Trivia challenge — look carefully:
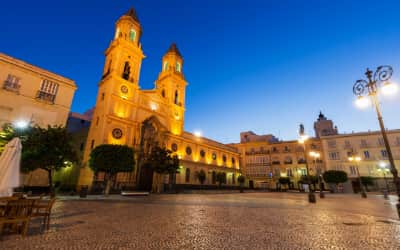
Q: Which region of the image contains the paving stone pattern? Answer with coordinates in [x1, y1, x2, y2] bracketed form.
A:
[1, 193, 400, 249]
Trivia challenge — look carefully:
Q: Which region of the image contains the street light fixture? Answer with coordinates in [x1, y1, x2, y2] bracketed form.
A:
[348, 154, 367, 198]
[298, 124, 316, 203]
[310, 151, 324, 198]
[353, 66, 400, 216]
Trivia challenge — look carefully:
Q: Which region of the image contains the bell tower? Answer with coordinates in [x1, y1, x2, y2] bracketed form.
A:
[78, 7, 145, 187]
[155, 43, 187, 135]
[101, 7, 144, 86]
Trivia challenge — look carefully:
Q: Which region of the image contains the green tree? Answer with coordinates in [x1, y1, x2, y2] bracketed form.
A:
[89, 144, 135, 195]
[237, 175, 245, 193]
[0, 123, 31, 154]
[360, 176, 374, 191]
[300, 175, 318, 190]
[21, 125, 78, 194]
[323, 170, 348, 193]
[195, 169, 206, 185]
[215, 172, 226, 188]
[278, 177, 291, 190]
[143, 146, 179, 193]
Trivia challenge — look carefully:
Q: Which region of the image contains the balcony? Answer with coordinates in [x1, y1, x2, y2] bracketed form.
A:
[271, 161, 280, 165]
[36, 91, 56, 104]
[284, 161, 293, 165]
[3, 80, 20, 93]
[297, 159, 307, 164]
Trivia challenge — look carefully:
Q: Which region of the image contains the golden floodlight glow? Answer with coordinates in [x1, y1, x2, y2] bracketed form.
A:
[150, 103, 157, 111]
[15, 120, 28, 129]
[355, 96, 371, 109]
[381, 82, 398, 96]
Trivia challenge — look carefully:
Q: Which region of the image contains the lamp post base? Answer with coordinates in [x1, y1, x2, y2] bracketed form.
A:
[361, 191, 367, 198]
[308, 192, 316, 203]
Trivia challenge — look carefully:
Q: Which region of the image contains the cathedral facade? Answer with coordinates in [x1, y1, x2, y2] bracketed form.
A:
[77, 8, 241, 190]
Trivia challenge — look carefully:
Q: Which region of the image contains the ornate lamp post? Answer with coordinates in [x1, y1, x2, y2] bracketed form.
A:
[298, 124, 316, 203]
[353, 66, 400, 216]
[310, 151, 324, 198]
[348, 154, 367, 198]
[378, 161, 390, 199]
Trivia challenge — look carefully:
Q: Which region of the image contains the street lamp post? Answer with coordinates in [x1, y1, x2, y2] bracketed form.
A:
[310, 151, 325, 198]
[298, 124, 316, 203]
[378, 162, 390, 199]
[348, 155, 367, 198]
[353, 66, 400, 216]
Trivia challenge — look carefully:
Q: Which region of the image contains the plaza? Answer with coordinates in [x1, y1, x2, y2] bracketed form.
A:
[1, 193, 400, 249]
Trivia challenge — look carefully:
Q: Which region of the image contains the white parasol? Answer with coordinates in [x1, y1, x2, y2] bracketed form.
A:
[0, 137, 22, 197]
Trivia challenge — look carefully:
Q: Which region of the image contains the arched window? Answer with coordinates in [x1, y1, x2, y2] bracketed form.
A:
[122, 62, 130, 80]
[163, 62, 169, 71]
[185, 168, 190, 183]
[161, 89, 165, 98]
[129, 29, 136, 42]
[174, 90, 179, 105]
[176, 62, 181, 72]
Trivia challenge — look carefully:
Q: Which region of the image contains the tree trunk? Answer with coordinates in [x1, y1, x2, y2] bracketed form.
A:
[104, 173, 113, 196]
[47, 168, 55, 197]
[152, 172, 163, 193]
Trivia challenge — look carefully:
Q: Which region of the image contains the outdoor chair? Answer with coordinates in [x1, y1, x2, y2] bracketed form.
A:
[0, 199, 36, 237]
[32, 198, 56, 230]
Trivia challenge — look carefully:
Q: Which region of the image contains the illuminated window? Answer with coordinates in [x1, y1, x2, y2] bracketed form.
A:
[115, 28, 120, 39]
[162, 89, 165, 98]
[122, 62, 130, 80]
[90, 140, 95, 149]
[164, 62, 169, 71]
[129, 29, 136, 41]
[176, 62, 181, 72]
[200, 149, 206, 158]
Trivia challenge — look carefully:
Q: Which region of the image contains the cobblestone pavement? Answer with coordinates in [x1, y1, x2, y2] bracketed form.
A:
[1, 193, 400, 249]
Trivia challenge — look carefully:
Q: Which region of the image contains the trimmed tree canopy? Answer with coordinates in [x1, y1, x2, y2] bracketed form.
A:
[143, 146, 179, 174]
[323, 170, 348, 184]
[278, 177, 291, 185]
[360, 176, 374, 186]
[237, 175, 245, 184]
[89, 144, 135, 174]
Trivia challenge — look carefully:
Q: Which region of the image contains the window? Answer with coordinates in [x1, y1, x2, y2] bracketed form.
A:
[185, 168, 190, 183]
[287, 169, 293, 177]
[300, 169, 307, 176]
[3, 74, 20, 92]
[171, 143, 178, 152]
[174, 90, 179, 105]
[96, 117, 99, 126]
[90, 140, 95, 149]
[232, 174, 235, 184]
[122, 62, 131, 80]
[129, 29, 136, 41]
[327, 140, 336, 148]
[232, 157, 235, 164]
[161, 89, 165, 98]
[284, 146, 289, 152]
[329, 152, 340, 160]
[360, 139, 368, 147]
[222, 155, 227, 162]
[212, 171, 216, 184]
[349, 166, 357, 175]
[363, 151, 370, 159]
[212, 153, 217, 160]
[186, 146, 192, 155]
[80, 143, 84, 151]
[101, 93, 105, 100]
[37, 79, 59, 103]
[163, 62, 169, 71]
[378, 138, 385, 146]
[200, 149, 205, 158]
[176, 62, 181, 72]
[381, 150, 388, 158]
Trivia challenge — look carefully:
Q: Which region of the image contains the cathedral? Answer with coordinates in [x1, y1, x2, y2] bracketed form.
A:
[77, 8, 241, 190]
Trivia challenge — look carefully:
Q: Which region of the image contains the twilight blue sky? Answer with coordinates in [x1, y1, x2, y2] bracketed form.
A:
[2, 0, 400, 143]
